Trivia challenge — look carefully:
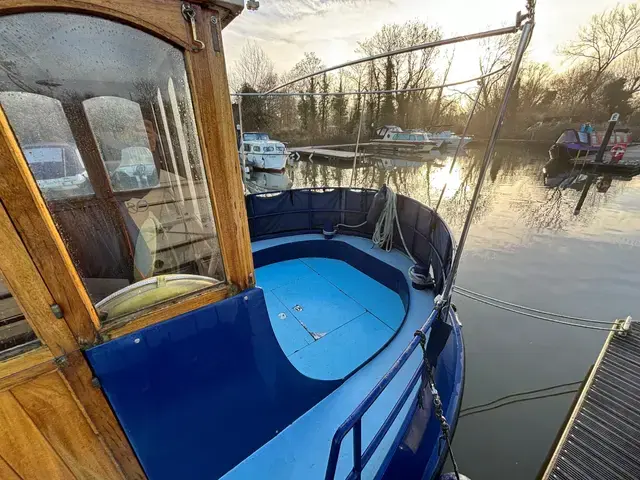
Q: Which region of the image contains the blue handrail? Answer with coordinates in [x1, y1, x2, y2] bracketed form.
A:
[324, 306, 441, 480]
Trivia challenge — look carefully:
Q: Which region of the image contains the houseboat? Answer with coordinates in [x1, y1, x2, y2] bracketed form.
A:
[240, 132, 289, 171]
[0, 1, 533, 479]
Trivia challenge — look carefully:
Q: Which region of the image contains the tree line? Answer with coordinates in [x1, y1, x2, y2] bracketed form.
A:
[230, 3, 640, 144]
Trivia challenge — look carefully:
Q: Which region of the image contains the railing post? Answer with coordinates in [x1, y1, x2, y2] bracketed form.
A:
[353, 420, 362, 479]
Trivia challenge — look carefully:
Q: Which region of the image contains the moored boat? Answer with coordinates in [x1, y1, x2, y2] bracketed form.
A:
[241, 132, 289, 171]
[429, 131, 473, 149]
[370, 125, 438, 152]
[548, 129, 600, 161]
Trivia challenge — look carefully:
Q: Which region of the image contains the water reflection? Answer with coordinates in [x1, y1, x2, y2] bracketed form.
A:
[278, 145, 636, 235]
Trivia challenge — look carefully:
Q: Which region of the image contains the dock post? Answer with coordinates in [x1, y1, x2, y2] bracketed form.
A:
[594, 112, 619, 163]
[573, 176, 593, 215]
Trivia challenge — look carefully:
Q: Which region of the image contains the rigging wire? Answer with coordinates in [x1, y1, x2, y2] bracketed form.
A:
[265, 25, 520, 94]
[454, 289, 620, 331]
[234, 65, 511, 98]
[454, 286, 622, 325]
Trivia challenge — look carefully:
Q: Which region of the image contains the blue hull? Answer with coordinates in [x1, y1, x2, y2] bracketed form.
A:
[84, 188, 464, 479]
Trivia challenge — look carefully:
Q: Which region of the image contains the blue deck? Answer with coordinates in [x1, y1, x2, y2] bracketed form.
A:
[85, 232, 462, 480]
[222, 234, 440, 480]
[256, 258, 405, 380]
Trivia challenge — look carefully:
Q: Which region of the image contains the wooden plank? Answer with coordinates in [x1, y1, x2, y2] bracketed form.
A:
[0, 0, 190, 49]
[105, 284, 230, 339]
[0, 347, 53, 382]
[0, 454, 21, 480]
[0, 106, 99, 347]
[0, 390, 74, 479]
[58, 350, 145, 479]
[0, 203, 78, 356]
[185, 6, 255, 291]
[0, 348, 55, 392]
[12, 371, 124, 479]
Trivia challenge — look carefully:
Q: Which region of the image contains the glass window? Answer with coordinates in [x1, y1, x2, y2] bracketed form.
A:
[416, 135, 425, 141]
[264, 146, 274, 152]
[0, 13, 224, 324]
[244, 133, 269, 141]
[392, 134, 399, 140]
[243, 144, 251, 152]
[0, 93, 94, 200]
[253, 146, 261, 152]
[409, 135, 416, 141]
[0, 276, 39, 361]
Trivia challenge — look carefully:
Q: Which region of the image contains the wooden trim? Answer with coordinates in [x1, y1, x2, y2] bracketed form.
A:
[12, 371, 125, 479]
[105, 284, 230, 339]
[0, 202, 78, 356]
[57, 350, 145, 479]
[0, 0, 190, 49]
[0, 353, 56, 394]
[185, 6, 255, 291]
[0, 348, 53, 384]
[0, 106, 100, 346]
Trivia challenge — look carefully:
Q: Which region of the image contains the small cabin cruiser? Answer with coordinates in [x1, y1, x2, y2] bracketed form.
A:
[241, 132, 288, 171]
[429, 131, 473, 149]
[370, 125, 439, 152]
[548, 129, 600, 161]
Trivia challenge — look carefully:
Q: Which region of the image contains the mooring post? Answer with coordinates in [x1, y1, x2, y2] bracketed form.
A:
[594, 112, 619, 163]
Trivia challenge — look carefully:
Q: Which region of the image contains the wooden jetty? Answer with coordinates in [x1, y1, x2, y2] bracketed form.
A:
[569, 144, 640, 176]
[542, 317, 638, 480]
[291, 146, 371, 160]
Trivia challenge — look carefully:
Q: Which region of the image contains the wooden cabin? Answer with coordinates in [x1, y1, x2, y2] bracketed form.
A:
[0, 1, 251, 478]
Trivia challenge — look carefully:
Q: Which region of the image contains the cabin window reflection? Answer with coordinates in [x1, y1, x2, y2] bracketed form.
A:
[0, 276, 39, 361]
[0, 12, 224, 325]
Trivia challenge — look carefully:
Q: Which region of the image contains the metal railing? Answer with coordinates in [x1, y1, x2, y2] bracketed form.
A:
[324, 306, 441, 480]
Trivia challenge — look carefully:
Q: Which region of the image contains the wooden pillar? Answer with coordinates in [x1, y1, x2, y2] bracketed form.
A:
[184, 5, 255, 290]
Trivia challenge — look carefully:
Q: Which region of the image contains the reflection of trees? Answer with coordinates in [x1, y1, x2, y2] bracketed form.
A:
[287, 145, 627, 234]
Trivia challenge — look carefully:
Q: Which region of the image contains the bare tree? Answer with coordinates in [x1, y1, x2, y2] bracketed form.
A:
[230, 41, 278, 92]
[560, 3, 640, 102]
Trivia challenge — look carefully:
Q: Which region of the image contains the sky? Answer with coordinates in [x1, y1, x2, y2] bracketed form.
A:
[223, 0, 634, 84]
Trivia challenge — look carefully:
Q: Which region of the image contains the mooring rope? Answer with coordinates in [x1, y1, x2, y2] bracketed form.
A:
[454, 289, 623, 331]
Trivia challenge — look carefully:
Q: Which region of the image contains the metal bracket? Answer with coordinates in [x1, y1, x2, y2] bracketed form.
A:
[50, 303, 63, 319]
[53, 355, 68, 369]
[615, 316, 632, 336]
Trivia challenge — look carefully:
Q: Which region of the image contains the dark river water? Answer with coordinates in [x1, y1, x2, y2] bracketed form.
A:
[247, 144, 640, 479]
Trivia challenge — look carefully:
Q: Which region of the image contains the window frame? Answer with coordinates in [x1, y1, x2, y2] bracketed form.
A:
[0, 2, 254, 342]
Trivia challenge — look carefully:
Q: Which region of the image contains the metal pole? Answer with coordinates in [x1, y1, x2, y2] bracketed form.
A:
[238, 96, 247, 176]
[441, 20, 534, 302]
[434, 81, 484, 213]
[350, 94, 365, 187]
[594, 112, 619, 163]
[265, 25, 520, 94]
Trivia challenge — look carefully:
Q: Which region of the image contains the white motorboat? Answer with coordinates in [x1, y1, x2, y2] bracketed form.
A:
[240, 132, 288, 171]
[428, 130, 473, 149]
[370, 125, 438, 153]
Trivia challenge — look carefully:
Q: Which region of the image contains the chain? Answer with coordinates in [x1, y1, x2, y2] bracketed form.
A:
[415, 329, 460, 480]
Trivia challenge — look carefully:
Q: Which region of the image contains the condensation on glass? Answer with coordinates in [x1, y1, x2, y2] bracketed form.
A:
[0, 276, 39, 360]
[0, 13, 224, 325]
